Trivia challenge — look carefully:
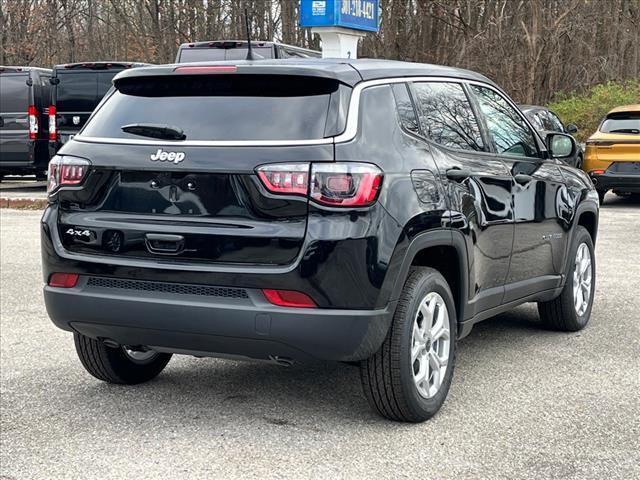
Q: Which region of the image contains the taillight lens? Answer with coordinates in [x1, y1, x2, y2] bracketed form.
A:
[47, 155, 91, 194]
[311, 163, 383, 207]
[48, 273, 79, 288]
[28, 104, 38, 140]
[257, 163, 309, 196]
[48, 105, 57, 141]
[256, 162, 383, 208]
[263, 289, 317, 308]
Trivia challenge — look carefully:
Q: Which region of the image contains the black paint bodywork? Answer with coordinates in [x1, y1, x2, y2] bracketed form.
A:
[42, 60, 599, 362]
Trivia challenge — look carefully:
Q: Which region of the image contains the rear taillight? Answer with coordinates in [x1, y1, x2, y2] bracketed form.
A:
[590, 169, 606, 175]
[48, 105, 57, 141]
[311, 163, 383, 207]
[256, 162, 383, 208]
[47, 155, 91, 195]
[263, 289, 317, 308]
[28, 105, 38, 140]
[257, 164, 309, 196]
[48, 273, 79, 288]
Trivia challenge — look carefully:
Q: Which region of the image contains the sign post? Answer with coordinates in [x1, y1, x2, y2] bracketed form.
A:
[300, 1, 380, 59]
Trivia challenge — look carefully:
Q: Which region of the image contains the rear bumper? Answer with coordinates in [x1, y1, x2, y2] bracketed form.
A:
[590, 171, 640, 193]
[44, 276, 395, 362]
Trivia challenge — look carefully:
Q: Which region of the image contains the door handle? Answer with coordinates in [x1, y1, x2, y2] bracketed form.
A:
[446, 168, 470, 182]
[514, 173, 533, 185]
[144, 233, 185, 255]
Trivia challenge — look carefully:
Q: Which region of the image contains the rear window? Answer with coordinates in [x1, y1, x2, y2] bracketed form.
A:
[81, 74, 342, 141]
[178, 47, 274, 62]
[600, 112, 640, 135]
[56, 71, 120, 112]
[0, 74, 29, 112]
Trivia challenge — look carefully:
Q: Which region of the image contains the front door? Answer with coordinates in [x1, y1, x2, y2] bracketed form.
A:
[469, 85, 567, 301]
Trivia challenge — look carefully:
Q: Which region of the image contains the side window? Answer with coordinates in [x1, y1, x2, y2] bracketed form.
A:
[391, 83, 420, 135]
[412, 82, 485, 151]
[471, 85, 540, 159]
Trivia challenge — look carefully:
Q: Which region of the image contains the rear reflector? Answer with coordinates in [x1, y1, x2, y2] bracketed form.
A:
[263, 289, 317, 308]
[49, 273, 79, 288]
[28, 105, 38, 140]
[174, 66, 237, 74]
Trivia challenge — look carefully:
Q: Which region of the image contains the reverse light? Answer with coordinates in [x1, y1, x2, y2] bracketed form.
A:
[48, 273, 79, 288]
[47, 155, 91, 194]
[263, 289, 317, 308]
[28, 105, 38, 140]
[257, 163, 309, 196]
[48, 105, 58, 141]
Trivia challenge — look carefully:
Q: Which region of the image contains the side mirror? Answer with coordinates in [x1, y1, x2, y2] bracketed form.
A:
[565, 123, 578, 134]
[546, 133, 575, 159]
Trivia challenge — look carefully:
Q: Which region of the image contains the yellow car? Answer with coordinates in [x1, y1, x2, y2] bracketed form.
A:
[584, 104, 640, 203]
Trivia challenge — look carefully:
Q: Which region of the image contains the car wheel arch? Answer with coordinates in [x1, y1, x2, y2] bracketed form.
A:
[389, 229, 469, 330]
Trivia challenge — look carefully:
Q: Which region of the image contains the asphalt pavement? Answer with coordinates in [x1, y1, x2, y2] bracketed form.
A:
[1, 194, 639, 479]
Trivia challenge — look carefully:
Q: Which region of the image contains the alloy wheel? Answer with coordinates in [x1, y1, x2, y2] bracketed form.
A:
[411, 292, 451, 399]
[573, 243, 593, 316]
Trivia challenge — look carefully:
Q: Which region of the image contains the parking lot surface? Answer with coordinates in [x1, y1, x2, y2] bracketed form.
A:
[1, 195, 639, 480]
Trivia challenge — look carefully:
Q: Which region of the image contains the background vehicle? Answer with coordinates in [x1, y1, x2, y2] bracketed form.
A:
[175, 40, 321, 62]
[0, 66, 52, 179]
[520, 105, 584, 168]
[42, 59, 599, 422]
[48, 62, 148, 157]
[584, 104, 640, 204]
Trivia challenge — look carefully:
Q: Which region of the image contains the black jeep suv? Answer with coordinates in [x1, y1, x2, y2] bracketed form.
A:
[42, 59, 599, 422]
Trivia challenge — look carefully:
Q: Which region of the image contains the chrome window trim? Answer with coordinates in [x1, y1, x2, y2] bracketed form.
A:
[72, 74, 542, 149]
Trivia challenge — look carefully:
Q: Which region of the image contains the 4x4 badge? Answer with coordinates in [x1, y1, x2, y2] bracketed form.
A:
[150, 149, 185, 164]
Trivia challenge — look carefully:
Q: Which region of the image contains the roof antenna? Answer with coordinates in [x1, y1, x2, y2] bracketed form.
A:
[244, 8, 254, 61]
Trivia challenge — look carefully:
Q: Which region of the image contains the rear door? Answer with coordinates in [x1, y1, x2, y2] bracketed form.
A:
[0, 73, 31, 163]
[54, 69, 123, 144]
[53, 72, 344, 266]
[411, 80, 515, 313]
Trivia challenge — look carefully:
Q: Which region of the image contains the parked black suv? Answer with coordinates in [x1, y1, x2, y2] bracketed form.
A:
[42, 59, 599, 422]
[48, 62, 148, 157]
[176, 40, 321, 62]
[0, 66, 52, 178]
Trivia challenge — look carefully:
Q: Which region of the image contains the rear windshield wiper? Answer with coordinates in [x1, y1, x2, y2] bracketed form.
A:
[609, 128, 640, 134]
[121, 123, 186, 141]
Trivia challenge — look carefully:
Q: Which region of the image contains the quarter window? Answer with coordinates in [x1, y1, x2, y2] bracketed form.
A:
[471, 86, 540, 158]
[412, 82, 485, 152]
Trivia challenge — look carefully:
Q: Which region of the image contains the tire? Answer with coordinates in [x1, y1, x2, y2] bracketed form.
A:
[537, 226, 595, 331]
[360, 267, 457, 422]
[74, 333, 172, 384]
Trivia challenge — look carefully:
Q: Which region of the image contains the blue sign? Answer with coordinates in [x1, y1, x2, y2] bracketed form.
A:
[300, 0, 380, 33]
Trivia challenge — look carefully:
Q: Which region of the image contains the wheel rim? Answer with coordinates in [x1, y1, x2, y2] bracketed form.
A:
[573, 243, 593, 316]
[411, 292, 450, 399]
[123, 347, 158, 363]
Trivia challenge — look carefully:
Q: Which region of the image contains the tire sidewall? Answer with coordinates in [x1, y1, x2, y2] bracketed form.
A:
[398, 270, 457, 419]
